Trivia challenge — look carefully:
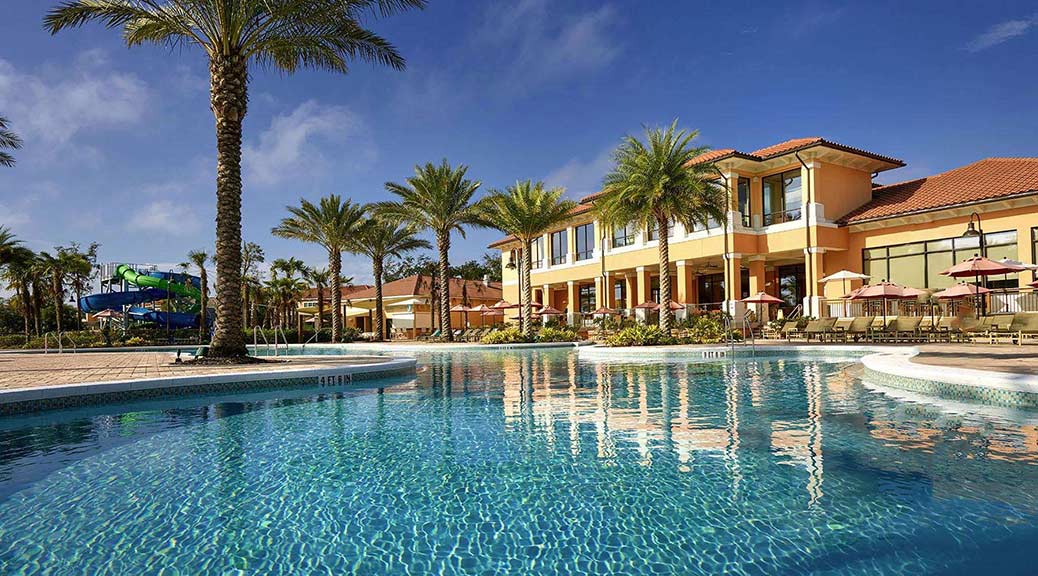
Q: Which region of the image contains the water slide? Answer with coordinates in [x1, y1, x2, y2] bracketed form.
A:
[79, 264, 210, 329]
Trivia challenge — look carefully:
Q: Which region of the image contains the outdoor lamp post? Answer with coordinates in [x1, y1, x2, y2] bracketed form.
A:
[961, 212, 986, 314]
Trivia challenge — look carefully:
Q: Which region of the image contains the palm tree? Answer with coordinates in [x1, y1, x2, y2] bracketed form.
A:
[272, 195, 365, 342]
[1, 247, 39, 341]
[187, 249, 210, 342]
[240, 241, 265, 327]
[0, 226, 23, 265]
[46, 0, 425, 357]
[350, 217, 430, 341]
[594, 120, 727, 333]
[476, 181, 576, 338]
[0, 117, 22, 168]
[303, 266, 331, 336]
[377, 161, 482, 341]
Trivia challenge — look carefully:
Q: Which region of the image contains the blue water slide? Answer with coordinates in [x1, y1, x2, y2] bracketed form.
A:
[127, 307, 201, 329]
[79, 289, 168, 313]
[146, 271, 201, 290]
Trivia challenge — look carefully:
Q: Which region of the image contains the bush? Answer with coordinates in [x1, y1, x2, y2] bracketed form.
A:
[536, 326, 579, 343]
[481, 327, 531, 345]
[605, 325, 676, 347]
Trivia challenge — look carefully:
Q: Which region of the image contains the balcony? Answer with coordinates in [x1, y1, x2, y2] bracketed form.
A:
[763, 207, 802, 227]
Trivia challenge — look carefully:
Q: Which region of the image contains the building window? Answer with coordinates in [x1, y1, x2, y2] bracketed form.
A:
[613, 281, 626, 309]
[612, 223, 636, 248]
[578, 284, 596, 313]
[647, 217, 676, 241]
[776, 265, 805, 313]
[863, 230, 1018, 289]
[696, 273, 725, 310]
[550, 230, 567, 266]
[737, 177, 751, 227]
[1032, 227, 1038, 280]
[530, 236, 544, 268]
[762, 169, 802, 226]
[575, 223, 595, 261]
[740, 267, 750, 299]
[650, 276, 660, 303]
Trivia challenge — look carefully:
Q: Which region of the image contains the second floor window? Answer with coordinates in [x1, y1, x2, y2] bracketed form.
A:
[738, 177, 751, 227]
[646, 217, 676, 241]
[762, 169, 802, 226]
[530, 236, 544, 268]
[612, 223, 636, 248]
[551, 229, 567, 265]
[574, 223, 594, 261]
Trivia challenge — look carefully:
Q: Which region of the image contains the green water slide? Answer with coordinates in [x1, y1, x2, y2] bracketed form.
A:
[115, 264, 202, 299]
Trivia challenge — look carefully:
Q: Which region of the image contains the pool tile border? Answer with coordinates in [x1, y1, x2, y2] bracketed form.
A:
[0, 358, 416, 416]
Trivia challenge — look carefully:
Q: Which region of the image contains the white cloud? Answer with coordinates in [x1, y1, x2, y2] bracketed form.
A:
[127, 200, 203, 237]
[243, 100, 374, 186]
[543, 148, 613, 200]
[0, 50, 148, 147]
[966, 16, 1037, 52]
[477, 0, 620, 92]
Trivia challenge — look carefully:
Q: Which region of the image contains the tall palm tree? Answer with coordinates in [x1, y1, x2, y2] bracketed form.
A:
[350, 217, 430, 341]
[377, 161, 482, 341]
[476, 181, 576, 338]
[187, 249, 210, 341]
[0, 117, 22, 168]
[46, 0, 425, 357]
[1, 247, 39, 341]
[272, 195, 365, 342]
[594, 120, 727, 333]
[36, 251, 71, 335]
[303, 266, 331, 336]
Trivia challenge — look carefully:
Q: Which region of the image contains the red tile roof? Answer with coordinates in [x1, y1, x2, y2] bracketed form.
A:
[840, 158, 1038, 224]
[345, 275, 502, 301]
[301, 285, 372, 300]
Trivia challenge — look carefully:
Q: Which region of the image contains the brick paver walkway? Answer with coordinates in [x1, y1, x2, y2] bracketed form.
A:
[0, 352, 385, 391]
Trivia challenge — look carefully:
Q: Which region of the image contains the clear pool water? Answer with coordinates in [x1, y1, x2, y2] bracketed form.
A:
[1, 350, 1037, 575]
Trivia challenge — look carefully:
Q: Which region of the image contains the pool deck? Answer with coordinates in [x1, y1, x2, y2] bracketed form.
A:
[910, 344, 1038, 376]
[0, 352, 391, 391]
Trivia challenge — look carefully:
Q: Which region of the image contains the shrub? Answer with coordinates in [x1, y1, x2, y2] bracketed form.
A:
[481, 327, 531, 345]
[536, 326, 579, 343]
[605, 325, 676, 347]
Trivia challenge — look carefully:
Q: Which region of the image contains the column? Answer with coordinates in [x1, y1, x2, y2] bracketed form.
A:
[567, 225, 577, 265]
[751, 176, 763, 229]
[804, 247, 825, 317]
[541, 284, 550, 307]
[635, 267, 652, 323]
[675, 260, 693, 304]
[595, 275, 605, 309]
[542, 233, 551, 268]
[724, 253, 744, 317]
[747, 257, 768, 321]
[567, 281, 580, 326]
[625, 273, 637, 310]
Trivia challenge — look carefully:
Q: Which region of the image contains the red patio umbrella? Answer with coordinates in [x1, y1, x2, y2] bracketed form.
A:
[481, 307, 504, 325]
[491, 300, 517, 309]
[849, 281, 910, 322]
[590, 307, 618, 316]
[535, 306, 563, 316]
[933, 283, 991, 299]
[740, 292, 783, 304]
[1030, 280, 1038, 288]
[634, 301, 660, 309]
[941, 255, 1024, 315]
[657, 300, 685, 311]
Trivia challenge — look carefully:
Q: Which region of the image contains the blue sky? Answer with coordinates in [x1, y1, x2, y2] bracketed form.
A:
[1, 1, 1036, 283]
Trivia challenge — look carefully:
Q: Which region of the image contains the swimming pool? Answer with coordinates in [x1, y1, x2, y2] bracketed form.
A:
[1, 349, 1036, 574]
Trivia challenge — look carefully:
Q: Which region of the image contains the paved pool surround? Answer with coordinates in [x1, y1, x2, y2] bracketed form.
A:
[0, 356, 416, 416]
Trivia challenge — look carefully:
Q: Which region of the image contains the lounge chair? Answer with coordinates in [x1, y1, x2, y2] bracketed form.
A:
[846, 316, 874, 342]
[960, 316, 990, 342]
[935, 316, 965, 342]
[983, 313, 1017, 344]
[917, 316, 940, 342]
[804, 318, 837, 342]
[892, 316, 923, 343]
[781, 320, 803, 341]
[869, 316, 897, 343]
[1011, 313, 1038, 345]
[828, 317, 854, 342]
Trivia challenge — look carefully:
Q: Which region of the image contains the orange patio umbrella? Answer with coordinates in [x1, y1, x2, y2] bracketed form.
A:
[740, 292, 783, 304]
[590, 306, 618, 316]
[933, 283, 991, 299]
[849, 281, 911, 322]
[941, 255, 1024, 315]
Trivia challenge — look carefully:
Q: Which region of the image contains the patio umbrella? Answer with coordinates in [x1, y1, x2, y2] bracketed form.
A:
[634, 301, 660, 309]
[471, 304, 492, 327]
[941, 255, 1025, 315]
[491, 299, 516, 309]
[933, 283, 991, 299]
[740, 292, 783, 304]
[450, 304, 470, 328]
[590, 306, 618, 316]
[657, 300, 686, 311]
[819, 270, 871, 297]
[93, 308, 123, 319]
[535, 306, 563, 316]
[1030, 280, 1038, 289]
[849, 281, 908, 323]
[481, 307, 504, 325]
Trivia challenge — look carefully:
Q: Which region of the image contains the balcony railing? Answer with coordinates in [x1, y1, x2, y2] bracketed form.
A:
[763, 207, 802, 227]
[550, 255, 566, 266]
[575, 250, 593, 261]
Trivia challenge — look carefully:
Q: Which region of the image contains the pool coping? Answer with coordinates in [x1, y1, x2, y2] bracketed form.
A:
[0, 356, 417, 416]
[577, 343, 899, 361]
[254, 341, 593, 354]
[860, 349, 1038, 408]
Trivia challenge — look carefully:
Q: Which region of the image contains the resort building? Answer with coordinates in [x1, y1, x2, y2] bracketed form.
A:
[298, 275, 502, 337]
[490, 138, 1038, 321]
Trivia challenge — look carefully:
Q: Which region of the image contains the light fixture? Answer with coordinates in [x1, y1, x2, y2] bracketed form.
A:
[505, 250, 516, 270]
[962, 212, 982, 238]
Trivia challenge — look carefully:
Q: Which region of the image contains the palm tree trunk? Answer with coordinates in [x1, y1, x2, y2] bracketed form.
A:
[208, 54, 248, 357]
[199, 273, 208, 343]
[522, 240, 533, 338]
[20, 284, 30, 341]
[329, 249, 343, 343]
[51, 271, 63, 335]
[316, 287, 325, 335]
[373, 258, 385, 342]
[437, 232, 453, 341]
[657, 215, 672, 334]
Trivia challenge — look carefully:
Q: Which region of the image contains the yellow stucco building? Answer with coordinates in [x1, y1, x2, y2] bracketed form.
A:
[489, 137, 1038, 322]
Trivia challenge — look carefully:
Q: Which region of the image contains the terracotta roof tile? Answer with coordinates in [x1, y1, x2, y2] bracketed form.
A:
[346, 275, 502, 301]
[840, 158, 1038, 224]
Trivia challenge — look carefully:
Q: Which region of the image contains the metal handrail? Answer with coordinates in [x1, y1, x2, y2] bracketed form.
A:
[253, 326, 271, 356]
[276, 325, 289, 356]
[743, 308, 756, 358]
[43, 331, 78, 354]
[788, 304, 803, 320]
